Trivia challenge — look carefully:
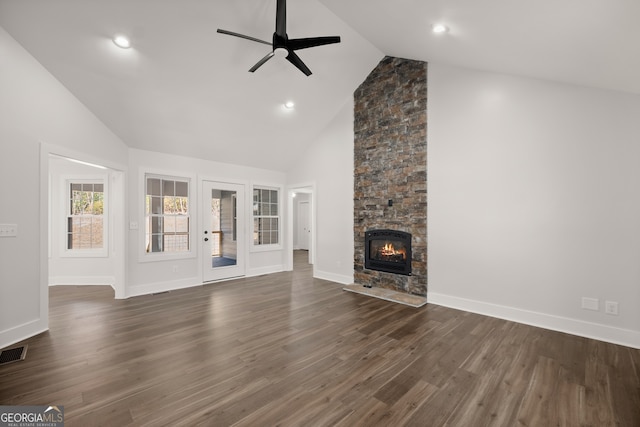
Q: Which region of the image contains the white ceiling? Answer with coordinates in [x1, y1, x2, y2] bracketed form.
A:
[321, 0, 640, 96]
[1, 0, 638, 172]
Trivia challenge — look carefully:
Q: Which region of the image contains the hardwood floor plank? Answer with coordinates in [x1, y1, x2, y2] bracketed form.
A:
[404, 368, 478, 426]
[609, 349, 640, 425]
[335, 398, 388, 427]
[371, 379, 438, 426]
[584, 358, 617, 425]
[1, 251, 638, 426]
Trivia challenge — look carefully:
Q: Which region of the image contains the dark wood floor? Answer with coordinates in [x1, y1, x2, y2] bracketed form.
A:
[2, 251, 639, 426]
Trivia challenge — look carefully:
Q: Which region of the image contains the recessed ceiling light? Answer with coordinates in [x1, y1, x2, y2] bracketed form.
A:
[284, 101, 295, 110]
[432, 24, 449, 34]
[113, 35, 131, 49]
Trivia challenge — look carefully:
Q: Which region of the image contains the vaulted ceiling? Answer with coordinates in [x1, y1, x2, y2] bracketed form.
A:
[1, 0, 638, 171]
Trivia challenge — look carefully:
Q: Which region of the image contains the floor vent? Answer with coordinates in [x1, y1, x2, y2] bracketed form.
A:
[0, 345, 28, 365]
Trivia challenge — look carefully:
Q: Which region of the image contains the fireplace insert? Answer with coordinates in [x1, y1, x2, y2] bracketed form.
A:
[364, 229, 412, 275]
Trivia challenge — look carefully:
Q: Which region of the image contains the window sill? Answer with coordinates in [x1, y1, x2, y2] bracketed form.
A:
[61, 249, 108, 258]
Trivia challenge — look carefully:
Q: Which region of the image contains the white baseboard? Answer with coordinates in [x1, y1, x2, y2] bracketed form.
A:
[428, 292, 640, 349]
[125, 266, 286, 299]
[125, 277, 202, 298]
[246, 265, 284, 277]
[0, 318, 48, 350]
[314, 269, 353, 285]
[49, 276, 115, 286]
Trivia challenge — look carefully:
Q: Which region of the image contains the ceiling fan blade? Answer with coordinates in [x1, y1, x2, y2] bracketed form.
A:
[286, 51, 312, 76]
[217, 29, 271, 46]
[287, 36, 341, 51]
[249, 52, 276, 73]
[275, 0, 287, 38]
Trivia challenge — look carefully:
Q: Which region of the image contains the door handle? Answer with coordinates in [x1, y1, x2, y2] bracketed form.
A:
[204, 238, 209, 242]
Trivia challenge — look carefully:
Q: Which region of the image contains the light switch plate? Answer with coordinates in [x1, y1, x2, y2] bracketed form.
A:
[0, 224, 18, 237]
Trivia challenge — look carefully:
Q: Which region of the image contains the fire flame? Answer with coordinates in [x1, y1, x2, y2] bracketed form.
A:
[380, 242, 406, 259]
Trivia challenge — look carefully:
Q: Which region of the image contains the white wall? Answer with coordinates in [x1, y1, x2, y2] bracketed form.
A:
[0, 25, 128, 348]
[288, 98, 355, 284]
[126, 148, 287, 297]
[428, 63, 640, 348]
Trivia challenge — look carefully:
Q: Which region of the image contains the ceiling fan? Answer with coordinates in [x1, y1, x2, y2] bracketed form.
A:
[217, 0, 341, 76]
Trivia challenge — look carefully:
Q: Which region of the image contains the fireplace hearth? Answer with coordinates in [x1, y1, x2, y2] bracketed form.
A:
[365, 229, 412, 276]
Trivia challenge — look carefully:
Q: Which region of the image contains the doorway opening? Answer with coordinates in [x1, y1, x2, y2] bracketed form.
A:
[47, 153, 125, 299]
[287, 184, 315, 272]
[41, 144, 127, 342]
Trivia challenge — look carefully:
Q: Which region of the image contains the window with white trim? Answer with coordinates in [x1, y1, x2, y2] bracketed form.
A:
[67, 182, 105, 250]
[252, 187, 279, 246]
[145, 175, 190, 253]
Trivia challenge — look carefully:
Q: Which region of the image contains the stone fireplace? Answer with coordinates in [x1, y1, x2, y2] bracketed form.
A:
[354, 56, 427, 297]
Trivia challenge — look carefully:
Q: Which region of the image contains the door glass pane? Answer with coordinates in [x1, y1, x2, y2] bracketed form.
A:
[210, 189, 237, 268]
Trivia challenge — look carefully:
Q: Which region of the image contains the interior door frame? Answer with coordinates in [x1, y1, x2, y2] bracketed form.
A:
[200, 177, 247, 282]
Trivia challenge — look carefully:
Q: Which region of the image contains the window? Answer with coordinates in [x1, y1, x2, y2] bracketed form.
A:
[67, 182, 104, 250]
[253, 187, 279, 246]
[145, 176, 190, 253]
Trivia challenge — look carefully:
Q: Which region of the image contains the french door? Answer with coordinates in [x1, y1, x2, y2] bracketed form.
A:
[202, 180, 245, 282]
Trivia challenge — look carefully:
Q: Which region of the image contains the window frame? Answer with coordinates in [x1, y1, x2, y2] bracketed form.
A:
[140, 170, 195, 262]
[62, 177, 108, 258]
[251, 184, 282, 252]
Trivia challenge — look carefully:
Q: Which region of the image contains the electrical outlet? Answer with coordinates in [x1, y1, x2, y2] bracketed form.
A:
[0, 224, 17, 237]
[605, 301, 619, 316]
[581, 297, 599, 311]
